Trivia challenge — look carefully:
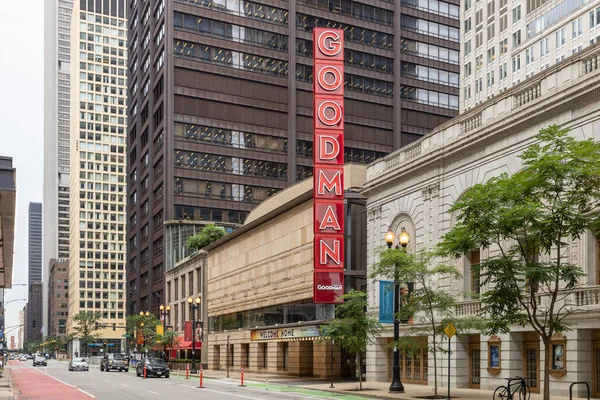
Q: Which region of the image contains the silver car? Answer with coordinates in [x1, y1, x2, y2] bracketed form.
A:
[69, 358, 89, 371]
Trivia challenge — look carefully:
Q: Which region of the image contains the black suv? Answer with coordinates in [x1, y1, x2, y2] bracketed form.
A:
[100, 353, 127, 372]
[136, 357, 170, 378]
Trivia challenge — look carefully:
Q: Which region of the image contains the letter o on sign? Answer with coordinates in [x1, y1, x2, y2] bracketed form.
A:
[317, 66, 342, 91]
[317, 31, 342, 57]
[318, 101, 343, 126]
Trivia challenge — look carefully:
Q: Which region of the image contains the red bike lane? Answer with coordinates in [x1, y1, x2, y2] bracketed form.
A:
[10, 363, 94, 400]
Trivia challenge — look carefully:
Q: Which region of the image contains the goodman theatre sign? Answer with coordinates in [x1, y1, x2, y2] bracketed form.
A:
[313, 28, 345, 304]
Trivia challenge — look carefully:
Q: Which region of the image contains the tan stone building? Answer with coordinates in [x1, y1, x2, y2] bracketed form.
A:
[202, 164, 368, 378]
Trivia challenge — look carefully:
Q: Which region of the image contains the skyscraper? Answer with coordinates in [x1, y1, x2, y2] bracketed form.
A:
[460, 0, 599, 112]
[28, 203, 43, 286]
[26, 282, 43, 342]
[67, 0, 128, 352]
[27, 203, 43, 339]
[127, 0, 460, 315]
[44, 0, 74, 334]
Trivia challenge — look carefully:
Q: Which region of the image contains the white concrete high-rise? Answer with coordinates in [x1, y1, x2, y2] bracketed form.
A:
[44, 0, 74, 335]
[460, 0, 600, 112]
[67, 0, 128, 353]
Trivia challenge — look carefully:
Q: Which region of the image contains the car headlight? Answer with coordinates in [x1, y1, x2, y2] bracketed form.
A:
[109, 360, 113, 364]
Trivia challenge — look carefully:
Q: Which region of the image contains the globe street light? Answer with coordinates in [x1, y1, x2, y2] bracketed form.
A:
[159, 304, 171, 360]
[386, 227, 409, 393]
[187, 296, 201, 374]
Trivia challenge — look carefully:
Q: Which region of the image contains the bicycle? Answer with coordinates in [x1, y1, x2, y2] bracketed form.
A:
[493, 377, 530, 400]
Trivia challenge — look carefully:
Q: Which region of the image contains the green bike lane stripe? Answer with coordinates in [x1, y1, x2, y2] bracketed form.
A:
[170, 373, 367, 400]
[244, 382, 371, 400]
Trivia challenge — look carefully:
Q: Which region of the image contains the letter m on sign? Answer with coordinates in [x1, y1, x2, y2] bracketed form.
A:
[316, 167, 343, 199]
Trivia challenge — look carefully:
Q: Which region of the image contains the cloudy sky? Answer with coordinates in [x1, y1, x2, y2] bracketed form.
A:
[0, 0, 44, 336]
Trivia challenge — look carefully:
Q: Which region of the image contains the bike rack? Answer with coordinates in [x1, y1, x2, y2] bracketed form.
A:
[569, 382, 590, 400]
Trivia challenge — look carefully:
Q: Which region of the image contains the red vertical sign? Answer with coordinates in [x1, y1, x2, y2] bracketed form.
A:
[313, 28, 345, 304]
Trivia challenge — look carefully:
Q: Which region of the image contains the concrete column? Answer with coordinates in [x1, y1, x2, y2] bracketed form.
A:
[366, 335, 390, 382]
[249, 342, 260, 371]
[298, 341, 313, 377]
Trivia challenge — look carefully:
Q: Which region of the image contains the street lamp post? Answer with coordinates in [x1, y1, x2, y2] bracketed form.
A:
[386, 227, 409, 393]
[159, 304, 171, 360]
[139, 311, 150, 356]
[187, 296, 201, 374]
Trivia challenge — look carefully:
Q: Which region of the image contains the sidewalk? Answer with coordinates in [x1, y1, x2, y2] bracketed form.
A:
[0, 367, 13, 400]
[172, 368, 579, 400]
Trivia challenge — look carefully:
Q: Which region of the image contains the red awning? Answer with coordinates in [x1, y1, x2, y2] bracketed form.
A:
[168, 340, 202, 350]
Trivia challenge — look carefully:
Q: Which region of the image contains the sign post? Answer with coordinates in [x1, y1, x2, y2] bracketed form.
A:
[444, 322, 457, 400]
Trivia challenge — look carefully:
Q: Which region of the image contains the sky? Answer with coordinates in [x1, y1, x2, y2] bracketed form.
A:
[0, 0, 44, 339]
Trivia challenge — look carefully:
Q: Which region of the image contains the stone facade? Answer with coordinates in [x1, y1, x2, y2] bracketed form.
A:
[363, 45, 600, 398]
[204, 164, 367, 378]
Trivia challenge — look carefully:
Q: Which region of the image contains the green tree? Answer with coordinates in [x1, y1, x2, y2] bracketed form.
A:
[24, 340, 41, 354]
[319, 290, 382, 390]
[439, 125, 600, 400]
[371, 248, 470, 398]
[187, 224, 226, 252]
[126, 314, 162, 353]
[155, 331, 181, 360]
[71, 311, 103, 357]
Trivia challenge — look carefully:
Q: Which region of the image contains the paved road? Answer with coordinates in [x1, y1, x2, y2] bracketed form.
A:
[10, 360, 361, 400]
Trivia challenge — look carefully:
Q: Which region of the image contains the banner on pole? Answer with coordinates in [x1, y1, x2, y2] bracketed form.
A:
[379, 281, 394, 323]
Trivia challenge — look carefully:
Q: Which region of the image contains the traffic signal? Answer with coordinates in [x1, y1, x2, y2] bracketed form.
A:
[32, 320, 37, 328]
[95, 322, 99, 330]
[112, 323, 116, 331]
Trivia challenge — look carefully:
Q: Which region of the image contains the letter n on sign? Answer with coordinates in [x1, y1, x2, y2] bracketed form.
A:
[313, 28, 345, 304]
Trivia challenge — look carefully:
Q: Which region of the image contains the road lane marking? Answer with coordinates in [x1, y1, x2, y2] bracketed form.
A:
[182, 385, 264, 400]
[37, 369, 96, 398]
[122, 384, 130, 387]
[148, 391, 159, 394]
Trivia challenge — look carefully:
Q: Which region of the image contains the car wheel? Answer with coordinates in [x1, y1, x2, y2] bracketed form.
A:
[100, 365, 103, 371]
[165, 374, 170, 378]
[136, 370, 141, 377]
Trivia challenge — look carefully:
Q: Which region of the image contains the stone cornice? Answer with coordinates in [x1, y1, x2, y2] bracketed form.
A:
[363, 46, 600, 203]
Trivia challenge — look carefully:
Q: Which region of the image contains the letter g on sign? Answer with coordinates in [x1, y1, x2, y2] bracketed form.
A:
[317, 30, 342, 57]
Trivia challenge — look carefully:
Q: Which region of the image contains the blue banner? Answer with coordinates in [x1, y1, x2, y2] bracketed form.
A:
[379, 281, 394, 323]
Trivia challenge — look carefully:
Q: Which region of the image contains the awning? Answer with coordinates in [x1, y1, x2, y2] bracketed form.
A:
[168, 340, 202, 350]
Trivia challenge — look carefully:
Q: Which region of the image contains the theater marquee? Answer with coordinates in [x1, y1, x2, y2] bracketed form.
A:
[313, 28, 345, 304]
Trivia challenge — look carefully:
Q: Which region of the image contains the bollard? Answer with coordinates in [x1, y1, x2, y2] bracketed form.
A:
[198, 365, 205, 389]
[266, 378, 269, 391]
[239, 365, 246, 387]
[143, 365, 147, 379]
[186, 363, 189, 379]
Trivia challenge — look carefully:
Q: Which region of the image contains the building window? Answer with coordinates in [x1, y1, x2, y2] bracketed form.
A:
[512, 5, 521, 22]
[512, 30, 521, 47]
[469, 250, 481, 297]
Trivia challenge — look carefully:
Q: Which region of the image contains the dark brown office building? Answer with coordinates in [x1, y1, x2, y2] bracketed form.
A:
[127, 0, 460, 315]
[48, 259, 69, 340]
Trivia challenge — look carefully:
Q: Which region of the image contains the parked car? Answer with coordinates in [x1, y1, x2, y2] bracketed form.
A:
[33, 356, 47, 367]
[19, 356, 27, 361]
[68, 358, 89, 371]
[136, 357, 170, 378]
[100, 353, 127, 372]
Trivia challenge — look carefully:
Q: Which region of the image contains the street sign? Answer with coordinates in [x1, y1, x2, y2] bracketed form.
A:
[444, 322, 456, 338]
[121, 334, 131, 338]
